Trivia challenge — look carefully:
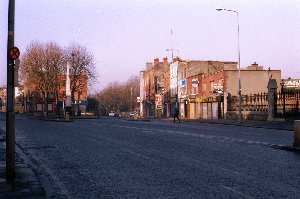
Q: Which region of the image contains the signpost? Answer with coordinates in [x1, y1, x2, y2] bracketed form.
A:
[155, 94, 162, 109]
[6, 0, 16, 182]
[9, 46, 20, 60]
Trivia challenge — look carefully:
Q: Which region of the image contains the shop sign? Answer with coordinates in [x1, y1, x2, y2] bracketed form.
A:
[156, 105, 162, 109]
[283, 79, 300, 89]
[196, 97, 215, 103]
[189, 98, 196, 103]
[213, 83, 223, 94]
[155, 94, 162, 105]
[180, 79, 186, 88]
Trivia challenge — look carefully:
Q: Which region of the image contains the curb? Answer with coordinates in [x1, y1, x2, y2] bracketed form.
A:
[157, 118, 294, 131]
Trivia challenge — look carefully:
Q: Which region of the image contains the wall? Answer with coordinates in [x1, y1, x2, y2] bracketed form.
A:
[224, 70, 281, 95]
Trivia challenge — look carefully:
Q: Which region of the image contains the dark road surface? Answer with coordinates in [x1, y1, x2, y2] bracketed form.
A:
[1, 115, 300, 198]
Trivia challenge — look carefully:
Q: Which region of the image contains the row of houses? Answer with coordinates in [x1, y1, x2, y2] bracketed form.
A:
[139, 57, 281, 120]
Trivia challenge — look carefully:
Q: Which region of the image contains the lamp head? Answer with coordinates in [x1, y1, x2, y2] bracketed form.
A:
[216, 7, 223, 11]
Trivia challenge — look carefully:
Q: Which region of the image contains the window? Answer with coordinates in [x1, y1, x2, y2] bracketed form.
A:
[191, 87, 198, 95]
[202, 83, 206, 93]
[210, 81, 214, 92]
[219, 78, 223, 84]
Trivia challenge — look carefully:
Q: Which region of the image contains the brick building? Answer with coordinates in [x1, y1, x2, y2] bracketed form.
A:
[140, 57, 168, 118]
[23, 73, 88, 114]
[139, 56, 283, 121]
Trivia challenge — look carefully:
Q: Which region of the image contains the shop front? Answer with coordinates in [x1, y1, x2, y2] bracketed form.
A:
[197, 96, 224, 119]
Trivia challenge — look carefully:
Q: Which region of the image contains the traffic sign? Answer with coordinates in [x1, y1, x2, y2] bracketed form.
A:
[9, 47, 20, 60]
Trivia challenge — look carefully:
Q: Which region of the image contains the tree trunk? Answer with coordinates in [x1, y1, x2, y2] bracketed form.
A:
[77, 92, 81, 116]
[43, 91, 48, 119]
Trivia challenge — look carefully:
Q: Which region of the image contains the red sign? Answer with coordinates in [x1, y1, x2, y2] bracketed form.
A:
[9, 47, 20, 60]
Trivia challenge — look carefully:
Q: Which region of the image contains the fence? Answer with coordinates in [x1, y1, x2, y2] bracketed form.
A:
[227, 91, 300, 120]
[275, 90, 300, 120]
[227, 93, 268, 112]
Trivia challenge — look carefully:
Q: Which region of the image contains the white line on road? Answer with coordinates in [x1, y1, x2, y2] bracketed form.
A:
[219, 185, 256, 199]
[106, 124, 280, 148]
[121, 148, 159, 163]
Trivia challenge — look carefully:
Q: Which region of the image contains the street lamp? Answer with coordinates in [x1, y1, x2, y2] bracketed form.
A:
[216, 7, 242, 123]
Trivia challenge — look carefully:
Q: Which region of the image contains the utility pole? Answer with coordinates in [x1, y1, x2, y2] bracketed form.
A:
[6, 0, 16, 182]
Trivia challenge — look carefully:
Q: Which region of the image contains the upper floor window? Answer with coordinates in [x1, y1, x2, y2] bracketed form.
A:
[210, 81, 214, 92]
[191, 86, 198, 95]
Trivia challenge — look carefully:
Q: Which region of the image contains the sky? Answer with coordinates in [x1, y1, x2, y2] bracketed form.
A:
[1, 0, 300, 93]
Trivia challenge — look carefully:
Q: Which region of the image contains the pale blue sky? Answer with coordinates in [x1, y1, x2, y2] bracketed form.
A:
[1, 0, 300, 93]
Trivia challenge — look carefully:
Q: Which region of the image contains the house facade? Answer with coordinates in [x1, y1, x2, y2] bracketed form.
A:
[140, 58, 168, 118]
[23, 74, 88, 114]
[140, 57, 283, 120]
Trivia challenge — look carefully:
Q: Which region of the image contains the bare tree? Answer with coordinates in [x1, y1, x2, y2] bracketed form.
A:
[95, 76, 140, 116]
[21, 42, 64, 118]
[64, 44, 96, 114]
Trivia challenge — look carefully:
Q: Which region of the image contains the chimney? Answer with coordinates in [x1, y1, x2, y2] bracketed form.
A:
[246, 62, 263, 70]
[146, 62, 153, 69]
[154, 58, 159, 66]
[251, 62, 258, 67]
[163, 57, 168, 64]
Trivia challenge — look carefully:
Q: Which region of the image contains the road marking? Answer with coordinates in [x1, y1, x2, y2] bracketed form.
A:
[106, 124, 283, 148]
[121, 148, 159, 163]
[219, 185, 256, 199]
[87, 138, 98, 142]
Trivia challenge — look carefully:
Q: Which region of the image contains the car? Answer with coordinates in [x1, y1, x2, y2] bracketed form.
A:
[108, 111, 117, 117]
[129, 112, 138, 118]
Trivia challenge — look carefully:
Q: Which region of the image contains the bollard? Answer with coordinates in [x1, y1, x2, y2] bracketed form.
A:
[293, 120, 300, 148]
[65, 112, 69, 121]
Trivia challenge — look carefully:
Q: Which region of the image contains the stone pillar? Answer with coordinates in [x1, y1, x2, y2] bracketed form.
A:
[267, 79, 278, 121]
[223, 92, 228, 119]
[294, 120, 300, 147]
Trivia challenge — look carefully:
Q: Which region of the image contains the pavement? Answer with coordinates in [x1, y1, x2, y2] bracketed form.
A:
[0, 116, 299, 198]
[0, 131, 47, 199]
[175, 118, 295, 131]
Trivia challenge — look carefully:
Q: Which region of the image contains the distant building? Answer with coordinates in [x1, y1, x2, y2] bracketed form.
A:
[23, 73, 88, 114]
[140, 58, 168, 118]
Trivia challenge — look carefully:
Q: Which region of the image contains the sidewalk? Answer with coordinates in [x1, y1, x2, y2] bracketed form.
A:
[0, 131, 47, 199]
[160, 118, 295, 131]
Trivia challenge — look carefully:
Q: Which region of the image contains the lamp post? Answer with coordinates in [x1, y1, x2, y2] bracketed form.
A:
[216, 7, 242, 123]
[280, 80, 286, 118]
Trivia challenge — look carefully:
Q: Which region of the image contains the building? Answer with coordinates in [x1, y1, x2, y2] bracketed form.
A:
[139, 55, 284, 121]
[57, 74, 88, 113]
[140, 57, 168, 118]
[196, 62, 281, 120]
[176, 60, 238, 119]
[23, 73, 88, 114]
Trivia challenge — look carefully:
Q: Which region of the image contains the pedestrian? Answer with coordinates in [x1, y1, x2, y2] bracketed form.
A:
[173, 107, 180, 123]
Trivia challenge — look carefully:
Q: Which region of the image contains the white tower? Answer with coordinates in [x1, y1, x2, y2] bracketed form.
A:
[66, 62, 71, 107]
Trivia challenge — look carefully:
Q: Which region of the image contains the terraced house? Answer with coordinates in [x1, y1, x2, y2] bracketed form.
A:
[140, 57, 282, 120]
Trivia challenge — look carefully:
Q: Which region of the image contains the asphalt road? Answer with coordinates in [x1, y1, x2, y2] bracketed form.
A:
[1, 114, 300, 199]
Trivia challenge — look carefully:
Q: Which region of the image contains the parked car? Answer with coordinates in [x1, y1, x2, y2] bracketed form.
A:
[108, 111, 117, 117]
[129, 112, 135, 117]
